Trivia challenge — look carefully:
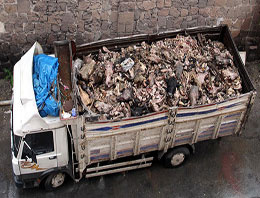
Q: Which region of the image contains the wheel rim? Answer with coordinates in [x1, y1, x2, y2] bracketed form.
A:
[171, 153, 185, 166]
[51, 173, 65, 188]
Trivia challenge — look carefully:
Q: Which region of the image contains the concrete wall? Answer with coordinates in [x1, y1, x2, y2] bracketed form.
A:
[0, 0, 259, 76]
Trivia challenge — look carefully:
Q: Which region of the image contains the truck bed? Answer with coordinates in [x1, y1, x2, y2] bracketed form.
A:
[77, 92, 253, 172]
[73, 25, 256, 176]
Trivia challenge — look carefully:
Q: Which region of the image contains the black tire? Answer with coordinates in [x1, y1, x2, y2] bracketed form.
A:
[44, 172, 66, 191]
[163, 147, 190, 168]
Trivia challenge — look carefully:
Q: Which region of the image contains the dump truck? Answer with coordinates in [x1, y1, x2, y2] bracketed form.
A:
[11, 25, 256, 190]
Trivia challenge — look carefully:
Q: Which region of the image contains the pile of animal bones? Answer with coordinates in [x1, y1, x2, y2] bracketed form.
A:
[74, 34, 242, 120]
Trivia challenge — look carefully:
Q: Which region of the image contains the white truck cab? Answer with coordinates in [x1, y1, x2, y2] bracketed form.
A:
[11, 43, 70, 189]
[11, 127, 70, 189]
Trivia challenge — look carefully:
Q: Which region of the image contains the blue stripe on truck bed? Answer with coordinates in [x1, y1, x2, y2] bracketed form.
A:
[88, 102, 242, 132]
[117, 149, 133, 155]
[140, 144, 158, 151]
[89, 116, 168, 132]
[177, 103, 241, 118]
[224, 112, 241, 118]
[90, 154, 110, 161]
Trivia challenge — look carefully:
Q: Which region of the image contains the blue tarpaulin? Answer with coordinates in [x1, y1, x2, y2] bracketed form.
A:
[33, 54, 60, 117]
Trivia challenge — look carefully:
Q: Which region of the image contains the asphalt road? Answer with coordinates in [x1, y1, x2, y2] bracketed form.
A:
[0, 62, 260, 198]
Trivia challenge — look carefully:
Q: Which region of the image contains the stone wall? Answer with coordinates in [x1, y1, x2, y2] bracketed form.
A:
[0, 0, 259, 76]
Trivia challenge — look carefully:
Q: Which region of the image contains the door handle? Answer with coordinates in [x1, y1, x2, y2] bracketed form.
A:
[49, 156, 57, 160]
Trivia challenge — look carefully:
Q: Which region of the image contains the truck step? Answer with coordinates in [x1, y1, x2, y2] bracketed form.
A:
[85, 157, 153, 178]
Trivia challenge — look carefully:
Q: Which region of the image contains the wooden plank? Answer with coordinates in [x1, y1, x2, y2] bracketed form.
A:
[86, 140, 90, 165]
[158, 126, 166, 150]
[0, 100, 12, 106]
[234, 111, 245, 134]
[170, 124, 177, 148]
[134, 131, 140, 155]
[110, 136, 117, 160]
[239, 51, 246, 65]
[212, 115, 223, 139]
[238, 91, 257, 135]
[192, 120, 201, 144]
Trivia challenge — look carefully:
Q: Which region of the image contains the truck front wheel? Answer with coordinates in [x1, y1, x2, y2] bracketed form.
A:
[44, 172, 66, 191]
[164, 147, 190, 168]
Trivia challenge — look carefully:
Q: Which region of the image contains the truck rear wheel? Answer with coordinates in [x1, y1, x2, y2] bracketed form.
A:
[44, 172, 65, 191]
[164, 147, 190, 168]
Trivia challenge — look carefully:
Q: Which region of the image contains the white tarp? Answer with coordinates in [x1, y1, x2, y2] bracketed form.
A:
[13, 42, 54, 136]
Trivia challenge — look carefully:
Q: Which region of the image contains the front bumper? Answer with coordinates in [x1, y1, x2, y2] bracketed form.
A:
[13, 173, 23, 188]
[13, 173, 40, 188]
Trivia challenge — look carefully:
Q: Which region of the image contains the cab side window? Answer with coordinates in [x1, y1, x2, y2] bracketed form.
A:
[22, 131, 54, 159]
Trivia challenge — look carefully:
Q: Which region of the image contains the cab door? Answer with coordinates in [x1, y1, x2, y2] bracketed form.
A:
[55, 127, 69, 167]
[19, 130, 58, 175]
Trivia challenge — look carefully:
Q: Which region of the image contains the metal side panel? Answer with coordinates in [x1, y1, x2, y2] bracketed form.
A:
[176, 93, 250, 123]
[171, 93, 251, 147]
[81, 111, 168, 165]
[196, 117, 218, 141]
[83, 126, 164, 164]
[138, 126, 163, 154]
[173, 121, 195, 146]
